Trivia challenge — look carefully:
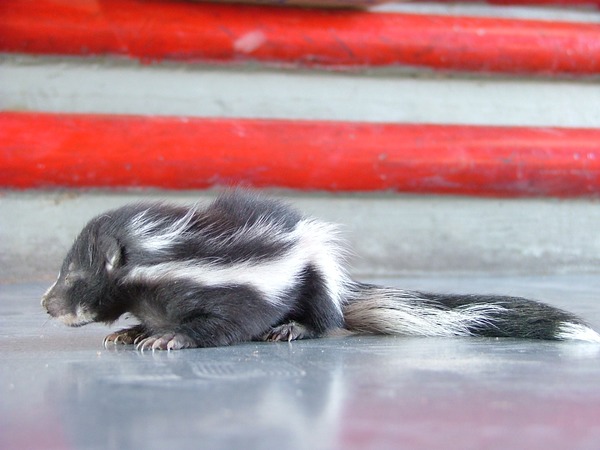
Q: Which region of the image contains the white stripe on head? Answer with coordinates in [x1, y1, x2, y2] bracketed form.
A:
[42, 275, 60, 305]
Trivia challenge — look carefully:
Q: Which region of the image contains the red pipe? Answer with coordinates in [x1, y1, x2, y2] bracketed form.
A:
[2, 112, 600, 197]
[407, 0, 600, 6]
[195, 0, 600, 6]
[1, 0, 600, 76]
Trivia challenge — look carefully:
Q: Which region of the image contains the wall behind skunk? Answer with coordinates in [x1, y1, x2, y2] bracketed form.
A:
[3, 191, 600, 283]
[1, 0, 600, 282]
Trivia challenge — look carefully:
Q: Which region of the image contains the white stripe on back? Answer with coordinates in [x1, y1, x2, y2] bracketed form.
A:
[123, 219, 349, 310]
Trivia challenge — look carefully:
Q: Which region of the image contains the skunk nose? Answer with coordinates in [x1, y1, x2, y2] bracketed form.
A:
[42, 280, 58, 308]
[41, 296, 60, 317]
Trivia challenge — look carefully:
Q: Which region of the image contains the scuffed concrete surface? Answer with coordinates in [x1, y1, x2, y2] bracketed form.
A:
[2, 276, 600, 450]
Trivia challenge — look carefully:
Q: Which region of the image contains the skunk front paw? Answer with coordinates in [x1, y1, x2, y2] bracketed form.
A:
[135, 332, 197, 351]
[103, 325, 147, 347]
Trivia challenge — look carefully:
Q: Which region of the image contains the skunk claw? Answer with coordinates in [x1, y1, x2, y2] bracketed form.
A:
[135, 333, 197, 351]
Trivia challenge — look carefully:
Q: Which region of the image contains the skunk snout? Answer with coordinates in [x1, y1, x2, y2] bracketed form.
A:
[41, 294, 60, 317]
[41, 285, 66, 318]
[41, 292, 50, 312]
[42, 279, 61, 314]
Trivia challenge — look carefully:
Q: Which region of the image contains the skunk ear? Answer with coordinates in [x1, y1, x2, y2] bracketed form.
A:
[100, 236, 123, 272]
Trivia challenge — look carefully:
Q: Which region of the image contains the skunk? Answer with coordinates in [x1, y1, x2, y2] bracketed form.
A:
[41, 191, 600, 350]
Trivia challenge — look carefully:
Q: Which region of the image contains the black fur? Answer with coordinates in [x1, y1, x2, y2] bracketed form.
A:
[427, 293, 584, 340]
[41, 191, 600, 350]
[285, 265, 345, 336]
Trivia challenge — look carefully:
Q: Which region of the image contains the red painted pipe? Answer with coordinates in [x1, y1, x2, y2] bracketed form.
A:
[2, 112, 600, 196]
[408, 0, 600, 6]
[1, 0, 600, 76]
[200, 0, 600, 6]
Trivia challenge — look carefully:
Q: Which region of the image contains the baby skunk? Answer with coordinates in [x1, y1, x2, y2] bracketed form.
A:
[42, 190, 600, 350]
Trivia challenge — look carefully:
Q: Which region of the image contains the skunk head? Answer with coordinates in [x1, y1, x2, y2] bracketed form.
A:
[42, 219, 124, 327]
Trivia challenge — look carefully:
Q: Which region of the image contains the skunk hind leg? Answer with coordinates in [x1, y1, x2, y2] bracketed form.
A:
[263, 321, 315, 342]
[263, 266, 345, 343]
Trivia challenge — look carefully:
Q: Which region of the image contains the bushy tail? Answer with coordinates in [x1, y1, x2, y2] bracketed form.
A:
[343, 283, 600, 343]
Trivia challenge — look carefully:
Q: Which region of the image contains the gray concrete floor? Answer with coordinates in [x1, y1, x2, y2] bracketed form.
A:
[2, 276, 600, 450]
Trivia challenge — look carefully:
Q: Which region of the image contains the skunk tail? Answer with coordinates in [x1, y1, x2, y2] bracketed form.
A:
[343, 283, 600, 342]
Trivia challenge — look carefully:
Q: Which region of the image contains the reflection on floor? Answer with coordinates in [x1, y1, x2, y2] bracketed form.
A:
[2, 277, 600, 450]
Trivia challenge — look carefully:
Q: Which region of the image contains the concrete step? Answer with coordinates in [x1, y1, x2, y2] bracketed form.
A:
[3, 190, 600, 282]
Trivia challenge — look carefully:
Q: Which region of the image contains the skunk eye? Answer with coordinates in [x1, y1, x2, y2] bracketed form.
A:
[64, 270, 85, 287]
[64, 272, 76, 286]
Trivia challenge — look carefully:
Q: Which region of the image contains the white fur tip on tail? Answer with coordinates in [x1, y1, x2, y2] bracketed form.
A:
[556, 323, 600, 343]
